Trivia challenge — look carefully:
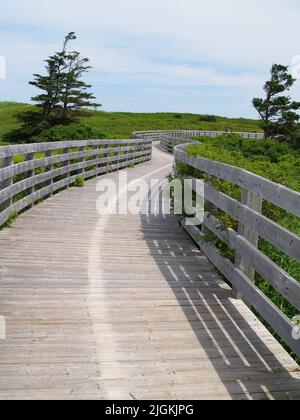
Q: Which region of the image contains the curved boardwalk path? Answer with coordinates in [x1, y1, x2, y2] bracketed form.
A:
[0, 144, 299, 400]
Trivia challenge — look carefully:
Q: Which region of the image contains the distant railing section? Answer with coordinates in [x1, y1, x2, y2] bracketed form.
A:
[160, 135, 193, 154]
[155, 130, 264, 154]
[172, 138, 300, 358]
[0, 138, 152, 226]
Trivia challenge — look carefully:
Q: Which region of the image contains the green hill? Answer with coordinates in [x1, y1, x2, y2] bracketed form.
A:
[0, 102, 262, 145]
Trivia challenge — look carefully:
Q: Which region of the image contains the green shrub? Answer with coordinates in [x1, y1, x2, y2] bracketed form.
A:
[199, 115, 217, 123]
[0, 102, 263, 146]
[189, 134, 300, 190]
[74, 176, 85, 188]
[0, 211, 18, 230]
[33, 123, 106, 142]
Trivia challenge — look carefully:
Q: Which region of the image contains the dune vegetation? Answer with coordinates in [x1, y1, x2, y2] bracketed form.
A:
[0, 102, 262, 145]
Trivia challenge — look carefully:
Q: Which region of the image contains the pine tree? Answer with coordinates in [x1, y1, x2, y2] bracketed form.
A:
[253, 64, 300, 140]
[30, 32, 100, 123]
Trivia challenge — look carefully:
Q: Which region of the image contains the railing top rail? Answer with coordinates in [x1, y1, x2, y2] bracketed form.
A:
[0, 137, 153, 227]
[0, 138, 152, 158]
[134, 129, 264, 137]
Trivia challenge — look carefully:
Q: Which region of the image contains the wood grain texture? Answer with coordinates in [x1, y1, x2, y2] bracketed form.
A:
[0, 143, 299, 400]
[173, 138, 300, 360]
[0, 139, 152, 227]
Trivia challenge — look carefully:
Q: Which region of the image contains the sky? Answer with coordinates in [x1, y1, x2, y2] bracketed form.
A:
[1, 0, 300, 118]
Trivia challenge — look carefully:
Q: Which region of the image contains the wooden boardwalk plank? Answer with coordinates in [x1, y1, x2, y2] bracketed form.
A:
[0, 144, 299, 400]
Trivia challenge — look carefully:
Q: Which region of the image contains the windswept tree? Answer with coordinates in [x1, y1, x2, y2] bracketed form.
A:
[30, 32, 100, 123]
[253, 64, 300, 140]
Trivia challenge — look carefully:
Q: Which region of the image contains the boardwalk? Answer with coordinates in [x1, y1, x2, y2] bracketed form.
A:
[0, 144, 299, 400]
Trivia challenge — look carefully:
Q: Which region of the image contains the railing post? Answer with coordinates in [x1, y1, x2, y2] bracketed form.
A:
[92, 145, 100, 176]
[24, 153, 35, 208]
[115, 143, 120, 170]
[63, 148, 70, 189]
[0, 156, 13, 212]
[45, 150, 54, 198]
[78, 146, 85, 176]
[105, 144, 110, 174]
[234, 189, 263, 295]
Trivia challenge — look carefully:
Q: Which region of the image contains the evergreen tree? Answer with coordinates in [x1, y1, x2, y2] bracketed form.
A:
[253, 64, 300, 140]
[30, 32, 100, 123]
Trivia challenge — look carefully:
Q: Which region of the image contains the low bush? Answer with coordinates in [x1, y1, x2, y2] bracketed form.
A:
[33, 123, 106, 142]
[199, 115, 217, 123]
[74, 176, 85, 188]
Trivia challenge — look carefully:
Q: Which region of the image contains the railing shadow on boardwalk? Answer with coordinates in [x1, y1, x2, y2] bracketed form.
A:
[139, 211, 299, 400]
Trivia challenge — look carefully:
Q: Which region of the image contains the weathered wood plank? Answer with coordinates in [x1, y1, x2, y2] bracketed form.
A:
[0, 138, 298, 400]
[0, 155, 151, 226]
[235, 189, 263, 283]
[0, 144, 152, 183]
[183, 223, 300, 358]
[200, 181, 300, 264]
[0, 151, 150, 206]
[203, 213, 300, 311]
[0, 138, 152, 158]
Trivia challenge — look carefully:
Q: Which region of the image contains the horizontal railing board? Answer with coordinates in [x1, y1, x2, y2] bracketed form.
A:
[172, 139, 300, 358]
[0, 150, 150, 206]
[0, 137, 152, 226]
[134, 130, 264, 140]
[160, 135, 192, 154]
[0, 144, 151, 183]
[174, 146, 300, 219]
[201, 180, 300, 264]
[203, 213, 300, 311]
[0, 138, 152, 158]
[0, 155, 150, 226]
[183, 223, 300, 358]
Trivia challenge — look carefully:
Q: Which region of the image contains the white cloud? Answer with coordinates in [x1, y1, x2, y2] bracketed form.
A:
[1, 0, 300, 115]
[1, 0, 300, 67]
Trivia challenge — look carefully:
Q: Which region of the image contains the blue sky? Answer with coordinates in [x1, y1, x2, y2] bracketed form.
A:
[1, 0, 300, 117]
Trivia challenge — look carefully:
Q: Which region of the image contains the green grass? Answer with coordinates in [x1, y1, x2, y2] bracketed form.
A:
[0, 102, 262, 145]
[0, 102, 31, 145]
[181, 134, 300, 363]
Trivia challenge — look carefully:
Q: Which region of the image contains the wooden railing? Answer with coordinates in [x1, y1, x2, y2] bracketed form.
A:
[158, 131, 264, 154]
[160, 135, 193, 153]
[0, 138, 152, 227]
[172, 140, 300, 358]
[134, 129, 264, 143]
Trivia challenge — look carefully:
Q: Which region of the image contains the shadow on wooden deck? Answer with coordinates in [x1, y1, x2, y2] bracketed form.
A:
[140, 212, 300, 400]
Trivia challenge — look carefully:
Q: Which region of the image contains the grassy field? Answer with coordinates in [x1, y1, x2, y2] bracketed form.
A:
[0, 102, 262, 145]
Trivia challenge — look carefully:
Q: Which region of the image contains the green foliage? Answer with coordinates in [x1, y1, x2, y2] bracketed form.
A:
[6, 33, 101, 143]
[0, 103, 31, 144]
[31, 123, 106, 142]
[0, 102, 263, 146]
[253, 64, 300, 141]
[74, 176, 85, 188]
[30, 32, 100, 124]
[0, 211, 18, 230]
[199, 114, 217, 123]
[181, 134, 300, 362]
[189, 134, 300, 191]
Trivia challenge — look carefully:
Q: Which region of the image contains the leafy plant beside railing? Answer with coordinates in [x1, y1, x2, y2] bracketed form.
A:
[175, 134, 300, 362]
